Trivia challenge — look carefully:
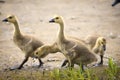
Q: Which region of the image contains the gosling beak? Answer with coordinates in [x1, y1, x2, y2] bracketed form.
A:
[2, 18, 8, 22]
[103, 45, 106, 51]
[49, 19, 55, 23]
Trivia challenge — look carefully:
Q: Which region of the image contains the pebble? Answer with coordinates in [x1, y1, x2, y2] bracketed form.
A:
[108, 32, 117, 39]
[117, 35, 120, 39]
[47, 58, 60, 62]
[40, 19, 43, 22]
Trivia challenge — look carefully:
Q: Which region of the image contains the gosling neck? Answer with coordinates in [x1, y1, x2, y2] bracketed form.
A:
[58, 22, 65, 42]
[47, 44, 59, 53]
[13, 21, 22, 37]
[94, 41, 100, 48]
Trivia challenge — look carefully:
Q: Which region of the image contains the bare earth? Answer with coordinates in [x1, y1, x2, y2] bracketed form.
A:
[0, 0, 120, 79]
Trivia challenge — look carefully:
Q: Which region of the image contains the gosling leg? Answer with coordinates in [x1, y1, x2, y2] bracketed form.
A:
[17, 56, 29, 69]
[79, 64, 85, 72]
[38, 58, 44, 68]
[61, 59, 68, 67]
[61, 59, 74, 68]
[98, 55, 103, 65]
[68, 63, 74, 68]
[93, 55, 103, 67]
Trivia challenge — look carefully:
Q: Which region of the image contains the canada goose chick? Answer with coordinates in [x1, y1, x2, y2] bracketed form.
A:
[49, 16, 97, 69]
[2, 15, 44, 70]
[34, 45, 51, 59]
[92, 37, 106, 65]
[34, 43, 60, 59]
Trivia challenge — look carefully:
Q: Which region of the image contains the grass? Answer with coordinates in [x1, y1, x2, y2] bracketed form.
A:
[50, 58, 120, 80]
[50, 67, 99, 80]
[105, 58, 119, 80]
[0, 59, 120, 80]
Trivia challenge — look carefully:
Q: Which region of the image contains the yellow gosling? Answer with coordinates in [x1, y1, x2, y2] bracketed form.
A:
[49, 15, 97, 70]
[34, 43, 60, 59]
[85, 35, 107, 65]
[92, 37, 106, 65]
[2, 15, 44, 70]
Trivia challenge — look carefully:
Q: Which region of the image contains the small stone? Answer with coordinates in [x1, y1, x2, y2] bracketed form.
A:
[40, 19, 43, 22]
[47, 58, 60, 62]
[108, 32, 117, 39]
[117, 35, 120, 39]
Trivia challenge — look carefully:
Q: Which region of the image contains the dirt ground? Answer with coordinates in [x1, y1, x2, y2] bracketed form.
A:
[0, 0, 120, 79]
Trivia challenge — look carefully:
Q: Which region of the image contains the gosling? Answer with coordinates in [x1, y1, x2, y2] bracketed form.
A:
[92, 37, 106, 65]
[49, 15, 97, 70]
[85, 34, 106, 65]
[34, 43, 60, 59]
[2, 15, 44, 70]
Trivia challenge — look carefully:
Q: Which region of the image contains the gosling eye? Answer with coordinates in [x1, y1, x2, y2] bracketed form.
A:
[9, 16, 13, 19]
[56, 17, 59, 19]
[101, 42, 104, 44]
[36, 52, 38, 55]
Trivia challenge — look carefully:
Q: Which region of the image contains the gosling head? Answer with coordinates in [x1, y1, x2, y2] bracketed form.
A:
[97, 37, 106, 51]
[49, 15, 63, 24]
[2, 15, 17, 23]
[34, 45, 50, 58]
